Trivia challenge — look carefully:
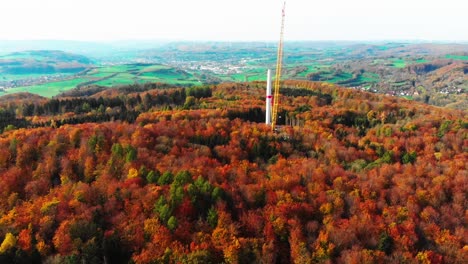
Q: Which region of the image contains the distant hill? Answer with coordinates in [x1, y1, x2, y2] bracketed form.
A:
[0, 92, 47, 105]
[0, 50, 93, 75]
[0, 40, 169, 56]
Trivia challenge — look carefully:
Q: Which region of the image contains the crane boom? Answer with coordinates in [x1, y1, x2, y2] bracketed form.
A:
[271, 1, 286, 131]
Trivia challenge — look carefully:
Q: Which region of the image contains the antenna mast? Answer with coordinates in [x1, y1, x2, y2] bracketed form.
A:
[271, 1, 286, 131]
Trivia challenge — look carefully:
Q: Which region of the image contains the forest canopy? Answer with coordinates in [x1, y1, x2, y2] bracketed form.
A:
[0, 81, 466, 263]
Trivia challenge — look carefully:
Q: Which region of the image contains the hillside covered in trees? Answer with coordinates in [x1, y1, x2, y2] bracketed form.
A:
[0, 81, 466, 263]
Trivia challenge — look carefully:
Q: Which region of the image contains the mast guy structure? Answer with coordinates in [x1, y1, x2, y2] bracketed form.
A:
[267, 1, 286, 131]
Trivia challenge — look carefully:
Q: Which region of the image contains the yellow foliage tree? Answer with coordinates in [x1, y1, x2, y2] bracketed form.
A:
[0, 232, 17, 253]
[127, 168, 139, 179]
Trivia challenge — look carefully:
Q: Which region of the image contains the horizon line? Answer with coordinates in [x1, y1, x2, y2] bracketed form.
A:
[1, 39, 468, 44]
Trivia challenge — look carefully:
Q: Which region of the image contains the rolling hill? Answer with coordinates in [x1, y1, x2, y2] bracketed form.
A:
[1, 42, 466, 109]
[0, 50, 92, 75]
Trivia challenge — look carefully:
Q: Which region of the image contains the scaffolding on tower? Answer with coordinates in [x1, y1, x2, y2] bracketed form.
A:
[271, 1, 286, 131]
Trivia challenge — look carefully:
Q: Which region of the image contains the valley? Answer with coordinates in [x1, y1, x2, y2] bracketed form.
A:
[0, 1, 466, 263]
[0, 41, 466, 109]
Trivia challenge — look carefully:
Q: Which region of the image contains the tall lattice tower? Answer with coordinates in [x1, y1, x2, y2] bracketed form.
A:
[271, 1, 286, 131]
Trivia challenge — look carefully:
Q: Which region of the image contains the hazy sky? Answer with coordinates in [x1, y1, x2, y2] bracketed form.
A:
[0, 0, 467, 41]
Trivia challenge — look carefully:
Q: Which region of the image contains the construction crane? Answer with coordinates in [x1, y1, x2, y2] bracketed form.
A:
[271, 1, 286, 131]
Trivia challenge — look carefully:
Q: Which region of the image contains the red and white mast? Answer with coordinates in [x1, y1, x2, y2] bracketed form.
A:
[266, 69, 272, 124]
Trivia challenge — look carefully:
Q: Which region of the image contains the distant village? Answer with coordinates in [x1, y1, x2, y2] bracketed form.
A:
[170, 60, 244, 75]
[0, 73, 74, 90]
[0, 57, 465, 104]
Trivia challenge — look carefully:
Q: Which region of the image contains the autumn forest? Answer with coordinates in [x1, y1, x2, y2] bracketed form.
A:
[0, 80, 466, 263]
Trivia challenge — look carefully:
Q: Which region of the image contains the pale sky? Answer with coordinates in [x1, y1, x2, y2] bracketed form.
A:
[0, 0, 467, 41]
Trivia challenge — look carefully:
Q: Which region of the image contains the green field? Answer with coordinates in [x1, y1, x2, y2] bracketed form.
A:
[0, 73, 70, 81]
[93, 73, 137, 86]
[87, 72, 113, 78]
[222, 73, 248, 82]
[392, 81, 407, 87]
[360, 72, 380, 82]
[343, 73, 380, 87]
[94, 65, 144, 73]
[140, 65, 171, 72]
[2, 78, 89, 97]
[296, 65, 317, 77]
[445, 54, 468, 60]
[391, 58, 407, 68]
[214, 62, 326, 83]
[0, 64, 202, 97]
[414, 58, 428, 63]
[87, 65, 201, 88]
